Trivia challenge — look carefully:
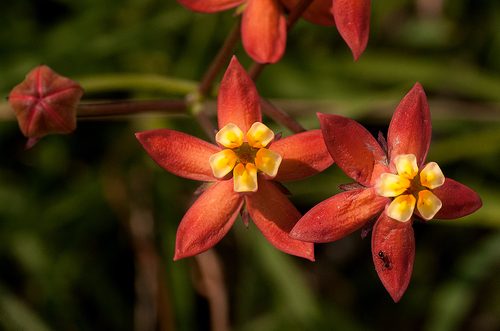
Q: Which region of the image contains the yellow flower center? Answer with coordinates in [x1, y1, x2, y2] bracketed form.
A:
[376, 154, 445, 222]
[209, 122, 282, 193]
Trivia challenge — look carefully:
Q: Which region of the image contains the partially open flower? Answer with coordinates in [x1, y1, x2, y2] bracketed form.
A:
[8, 65, 83, 148]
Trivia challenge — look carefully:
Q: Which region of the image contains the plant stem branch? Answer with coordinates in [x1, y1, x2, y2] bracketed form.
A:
[260, 98, 306, 134]
[198, 20, 242, 98]
[76, 100, 187, 117]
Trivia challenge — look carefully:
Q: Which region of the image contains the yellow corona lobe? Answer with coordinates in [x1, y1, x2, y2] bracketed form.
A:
[233, 163, 258, 192]
[216, 123, 244, 148]
[255, 148, 282, 178]
[209, 149, 237, 178]
[377, 173, 411, 197]
[386, 194, 416, 222]
[417, 190, 442, 220]
[420, 162, 445, 189]
[394, 154, 419, 179]
[246, 122, 274, 148]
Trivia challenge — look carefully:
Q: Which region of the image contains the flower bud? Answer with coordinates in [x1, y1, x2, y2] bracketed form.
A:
[8, 65, 83, 148]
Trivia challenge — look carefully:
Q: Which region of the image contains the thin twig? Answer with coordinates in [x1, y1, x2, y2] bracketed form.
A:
[76, 100, 187, 117]
[260, 97, 306, 134]
[198, 20, 242, 97]
[193, 251, 229, 331]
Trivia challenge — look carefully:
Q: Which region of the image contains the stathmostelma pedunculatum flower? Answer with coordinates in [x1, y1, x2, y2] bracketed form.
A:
[290, 83, 482, 302]
[136, 56, 333, 261]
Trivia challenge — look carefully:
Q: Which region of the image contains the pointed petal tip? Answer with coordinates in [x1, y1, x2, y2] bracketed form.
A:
[25, 137, 39, 149]
[372, 214, 415, 304]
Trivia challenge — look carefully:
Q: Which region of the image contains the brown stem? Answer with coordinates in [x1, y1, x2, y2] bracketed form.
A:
[260, 98, 306, 134]
[192, 251, 229, 331]
[285, 0, 315, 31]
[198, 20, 242, 97]
[76, 100, 187, 117]
[195, 110, 217, 143]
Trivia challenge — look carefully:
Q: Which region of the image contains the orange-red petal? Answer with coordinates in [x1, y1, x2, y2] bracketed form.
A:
[371, 213, 415, 302]
[269, 129, 334, 182]
[246, 177, 314, 261]
[432, 178, 483, 219]
[241, 0, 287, 64]
[333, 0, 371, 61]
[387, 83, 432, 168]
[175, 0, 245, 12]
[174, 180, 244, 260]
[318, 112, 388, 187]
[290, 188, 389, 243]
[217, 56, 262, 132]
[136, 129, 220, 182]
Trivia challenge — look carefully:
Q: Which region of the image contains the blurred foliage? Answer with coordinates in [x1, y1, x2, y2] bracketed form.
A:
[0, 0, 500, 330]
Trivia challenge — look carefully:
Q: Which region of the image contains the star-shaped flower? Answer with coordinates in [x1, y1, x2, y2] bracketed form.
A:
[136, 56, 333, 260]
[8, 65, 83, 148]
[290, 83, 482, 302]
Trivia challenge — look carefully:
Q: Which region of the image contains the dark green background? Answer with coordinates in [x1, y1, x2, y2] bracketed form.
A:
[0, 0, 499, 330]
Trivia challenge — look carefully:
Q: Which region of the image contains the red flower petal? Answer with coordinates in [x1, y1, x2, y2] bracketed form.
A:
[269, 130, 334, 182]
[281, 0, 336, 26]
[174, 180, 244, 260]
[371, 213, 415, 302]
[318, 113, 388, 187]
[387, 83, 432, 167]
[217, 57, 262, 132]
[241, 0, 287, 64]
[290, 188, 389, 243]
[433, 178, 483, 219]
[333, 0, 371, 61]
[246, 177, 314, 260]
[8, 65, 83, 145]
[136, 129, 219, 182]
[175, 0, 245, 12]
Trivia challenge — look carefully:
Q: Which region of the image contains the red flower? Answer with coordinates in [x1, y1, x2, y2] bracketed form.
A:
[136, 56, 333, 260]
[290, 83, 482, 302]
[8, 65, 83, 148]
[281, 0, 371, 61]
[176, 0, 370, 63]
